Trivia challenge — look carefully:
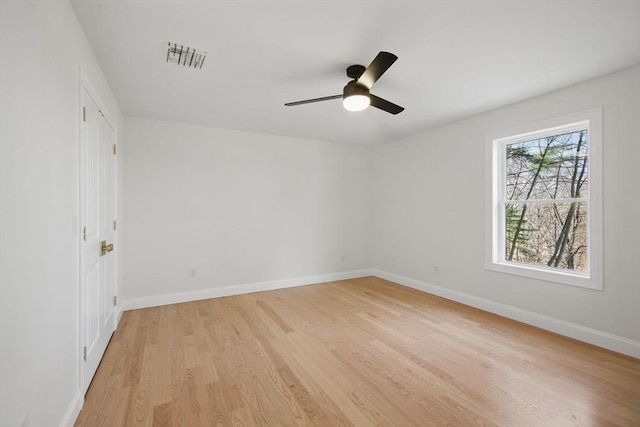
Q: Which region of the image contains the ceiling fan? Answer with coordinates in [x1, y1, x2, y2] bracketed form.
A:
[285, 51, 404, 115]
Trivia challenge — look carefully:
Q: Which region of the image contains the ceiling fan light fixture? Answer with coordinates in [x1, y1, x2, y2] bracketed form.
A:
[343, 94, 370, 111]
[343, 82, 370, 112]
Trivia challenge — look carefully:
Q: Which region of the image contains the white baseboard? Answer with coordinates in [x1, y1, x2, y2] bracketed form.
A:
[121, 269, 374, 311]
[372, 269, 640, 358]
[119, 268, 638, 358]
[115, 304, 124, 325]
[58, 391, 83, 427]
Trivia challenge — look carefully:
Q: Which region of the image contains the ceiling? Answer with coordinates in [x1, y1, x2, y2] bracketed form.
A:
[71, 0, 640, 146]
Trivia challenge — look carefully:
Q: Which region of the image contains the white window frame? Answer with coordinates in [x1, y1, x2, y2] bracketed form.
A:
[485, 108, 603, 290]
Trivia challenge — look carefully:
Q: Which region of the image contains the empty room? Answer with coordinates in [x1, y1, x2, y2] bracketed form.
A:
[1, 0, 639, 426]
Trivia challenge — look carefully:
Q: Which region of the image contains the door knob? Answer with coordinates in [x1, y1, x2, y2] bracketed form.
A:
[100, 240, 114, 256]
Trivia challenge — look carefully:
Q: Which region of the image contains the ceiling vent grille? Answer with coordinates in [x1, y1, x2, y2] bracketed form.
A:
[166, 42, 207, 69]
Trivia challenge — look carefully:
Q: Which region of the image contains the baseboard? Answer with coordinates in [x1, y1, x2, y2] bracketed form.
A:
[372, 269, 640, 358]
[119, 268, 638, 357]
[115, 304, 124, 325]
[121, 269, 374, 311]
[58, 391, 83, 427]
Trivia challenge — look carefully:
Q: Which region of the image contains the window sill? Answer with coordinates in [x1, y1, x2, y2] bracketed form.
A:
[486, 261, 602, 291]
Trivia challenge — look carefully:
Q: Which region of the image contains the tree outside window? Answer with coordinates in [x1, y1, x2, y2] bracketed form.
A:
[505, 130, 588, 272]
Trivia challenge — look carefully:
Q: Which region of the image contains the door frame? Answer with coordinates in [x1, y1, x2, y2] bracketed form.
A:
[77, 68, 119, 394]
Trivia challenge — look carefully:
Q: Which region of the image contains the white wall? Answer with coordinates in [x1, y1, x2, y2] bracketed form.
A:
[0, 1, 122, 426]
[122, 117, 371, 303]
[372, 66, 640, 349]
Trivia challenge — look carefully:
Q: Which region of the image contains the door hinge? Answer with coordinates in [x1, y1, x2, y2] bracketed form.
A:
[83, 226, 87, 241]
[113, 295, 117, 306]
[82, 106, 86, 122]
[113, 144, 117, 155]
[83, 346, 87, 362]
[113, 220, 117, 231]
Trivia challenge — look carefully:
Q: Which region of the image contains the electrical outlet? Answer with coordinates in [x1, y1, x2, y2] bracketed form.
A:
[188, 269, 196, 279]
[432, 264, 439, 274]
[340, 254, 345, 263]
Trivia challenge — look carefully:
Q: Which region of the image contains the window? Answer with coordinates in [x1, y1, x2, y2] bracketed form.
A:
[486, 108, 602, 290]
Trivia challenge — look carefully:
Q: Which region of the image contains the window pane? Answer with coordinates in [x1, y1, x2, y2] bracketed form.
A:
[505, 202, 588, 272]
[506, 130, 588, 201]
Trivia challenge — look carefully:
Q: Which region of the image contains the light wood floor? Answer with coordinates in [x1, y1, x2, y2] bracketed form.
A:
[75, 277, 640, 426]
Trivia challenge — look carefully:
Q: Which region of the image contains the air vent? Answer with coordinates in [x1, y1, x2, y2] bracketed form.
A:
[166, 42, 207, 69]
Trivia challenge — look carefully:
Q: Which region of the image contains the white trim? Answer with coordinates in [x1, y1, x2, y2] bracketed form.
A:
[119, 267, 639, 357]
[115, 304, 124, 325]
[492, 120, 591, 146]
[57, 391, 83, 427]
[484, 107, 603, 290]
[121, 269, 374, 311]
[372, 269, 640, 358]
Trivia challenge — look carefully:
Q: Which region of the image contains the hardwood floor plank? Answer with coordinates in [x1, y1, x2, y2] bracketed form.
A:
[277, 365, 327, 424]
[75, 277, 640, 427]
[288, 351, 372, 426]
[256, 300, 294, 333]
[152, 402, 172, 427]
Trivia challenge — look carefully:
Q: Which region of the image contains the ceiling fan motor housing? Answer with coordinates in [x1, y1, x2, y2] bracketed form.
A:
[343, 80, 369, 98]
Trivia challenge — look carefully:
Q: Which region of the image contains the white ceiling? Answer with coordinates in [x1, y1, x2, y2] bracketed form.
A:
[71, 0, 640, 146]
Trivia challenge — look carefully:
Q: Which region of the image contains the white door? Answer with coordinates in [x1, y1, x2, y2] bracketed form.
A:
[80, 87, 117, 393]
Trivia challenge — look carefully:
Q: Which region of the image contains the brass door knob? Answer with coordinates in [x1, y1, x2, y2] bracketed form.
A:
[100, 240, 114, 256]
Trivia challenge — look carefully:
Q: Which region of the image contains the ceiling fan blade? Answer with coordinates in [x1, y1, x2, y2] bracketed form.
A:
[284, 94, 342, 107]
[357, 51, 398, 89]
[370, 94, 404, 115]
